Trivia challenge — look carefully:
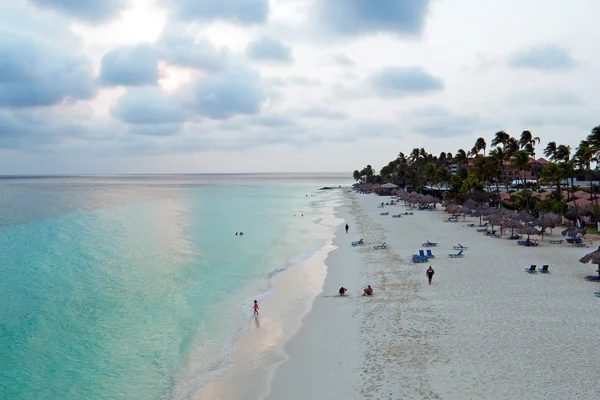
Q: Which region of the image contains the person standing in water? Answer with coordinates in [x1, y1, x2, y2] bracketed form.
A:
[426, 266, 435, 285]
[345, 223, 349, 233]
[253, 300, 259, 315]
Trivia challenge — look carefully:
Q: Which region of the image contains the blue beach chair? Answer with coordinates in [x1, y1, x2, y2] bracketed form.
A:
[526, 265, 537, 273]
[426, 249, 435, 258]
[448, 250, 464, 258]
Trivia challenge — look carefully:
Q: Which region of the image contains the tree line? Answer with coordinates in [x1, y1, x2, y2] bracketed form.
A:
[353, 126, 600, 218]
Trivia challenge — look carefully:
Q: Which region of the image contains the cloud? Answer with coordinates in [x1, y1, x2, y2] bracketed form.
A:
[369, 66, 443, 97]
[507, 45, 576, 70]
[312, 0, 430, 37]
[250, 115, 296, 127]
[155, 28, 228, 72]
[28, 0, 129, 24]
[0, 29, 96, 108]
[405, 106, 483, 137]
[506, 88, 582, 107]
[246, 37, 293, 63]
[100, 44, 159, 86]
[0, 108, 87, 149]
[191, 66, 265, 119]
[169, 0, 269, 25]
[111, 88, 190, 125]
[287, 76, 321, 86]
[297, 108, 347, 120]
[333, 53, 356, 67]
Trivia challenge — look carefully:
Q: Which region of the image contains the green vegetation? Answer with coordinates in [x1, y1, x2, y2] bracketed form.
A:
[353, 126, 600, 219]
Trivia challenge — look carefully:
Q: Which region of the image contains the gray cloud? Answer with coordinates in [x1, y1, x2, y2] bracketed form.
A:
[312, 0, 430, 37]
[111, 88, 191, 125]
[506, 88, 582, 107]
[296, 108, 347, 120]
[507, 45, 576, 70]
[0, 108, 86, 149]
[192, 66, 265, 119]
[246, 37, 293, 63]
[0, 29, 96, 108]
[370, 66, 443, 97]
[28, 0, 129, 24]
[405, 106, 483, 137]
[333, 53, 356, 67]
[100, 44, 159, 86]
[156, 28, 228, 72]
[169, 0, 269, 25]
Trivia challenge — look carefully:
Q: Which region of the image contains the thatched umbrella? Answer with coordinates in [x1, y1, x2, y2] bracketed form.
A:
[561, 225, 586, 245]
[445, 204, 460, 214]
[463, 199, 478, 210]
[519, 225, 541, 240]
[565, 207, 592, 221]
[472, 206, 489, 225]
[502, 218, 522, 237]
[516, 210, 536, 224]
[580, 246, 600, 278]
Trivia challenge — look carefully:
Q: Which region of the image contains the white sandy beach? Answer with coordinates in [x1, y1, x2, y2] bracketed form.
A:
[263, 191, 600, 400]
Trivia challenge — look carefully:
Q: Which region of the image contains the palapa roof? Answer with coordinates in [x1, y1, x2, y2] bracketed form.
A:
[379, 182, 399, 189]
[566, 198, 594, 207]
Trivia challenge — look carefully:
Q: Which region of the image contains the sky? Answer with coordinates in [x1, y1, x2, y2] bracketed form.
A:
[0, 0, 598, 174]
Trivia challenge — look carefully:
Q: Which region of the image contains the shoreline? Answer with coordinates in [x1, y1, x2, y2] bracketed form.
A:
[189, 190, 345, 400]
[264, 190, 362, 399]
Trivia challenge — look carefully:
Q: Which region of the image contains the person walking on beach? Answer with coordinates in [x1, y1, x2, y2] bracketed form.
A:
[253, 300, 259, 315]
[345, 223, 349, 233]
[426, 266, 435, 285]
[339, 287, 347, 296]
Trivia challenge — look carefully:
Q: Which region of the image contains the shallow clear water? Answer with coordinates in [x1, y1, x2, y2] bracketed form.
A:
[0, 174, 350, 400]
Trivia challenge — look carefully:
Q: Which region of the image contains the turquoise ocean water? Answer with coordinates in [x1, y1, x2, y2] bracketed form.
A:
[0, 174, 350, 400]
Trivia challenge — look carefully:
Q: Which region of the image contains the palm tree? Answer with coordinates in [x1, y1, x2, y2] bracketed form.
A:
[470, 137, 487, 157]
[510, 149, 531, 188]
[353, 170, 361, 182]
[574, 140, 599, 221]
[544, 141, 557, 159]
[519, 130, 541, 183]
[491, 130, 510, 148]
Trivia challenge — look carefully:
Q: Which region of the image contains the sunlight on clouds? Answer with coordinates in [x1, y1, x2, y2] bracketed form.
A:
[72, 0, 165, 50]
[158, 62, 196, 92]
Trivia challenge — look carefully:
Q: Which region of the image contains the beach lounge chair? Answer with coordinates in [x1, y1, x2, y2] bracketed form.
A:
[448, 250, 464, 258]
[539, 265, 549, 273]
[422, 241, 438, 247]
[373, 243, 386, 250]
[377, 205, 384, 208]
[549, 240, 563, 244]
[585, 275, 600, 282]
[526, 265, 537, 273]
[419, 250, 428, 258]
[351, 239, 363, 246]
[426, 249, 435, 258]
[485, 230, 497, 236]
[476, 227, 489, 232]
[404, 211, 414, 215]
[595, 291, 600, 297]
[453, 243, 467, 250]
[566, 237, 582, 244]
[392, 214, 402, 218]
[466, 223, 475, 227]
[380, 212, 389, 216]
[412, 254, 427, 263]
